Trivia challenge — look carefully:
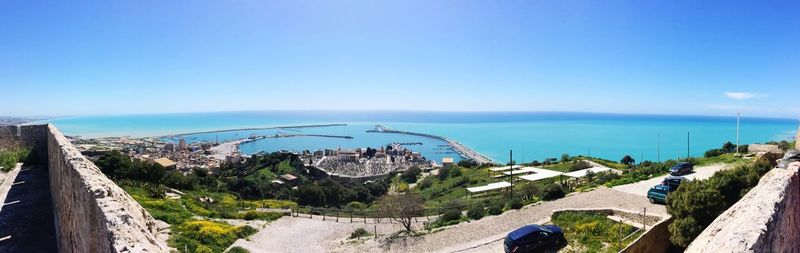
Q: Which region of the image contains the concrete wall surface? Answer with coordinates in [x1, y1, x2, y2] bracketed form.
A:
[47, 124, 167, 252]
[685, 164, 800, 253]
[622, 217, 673, 253]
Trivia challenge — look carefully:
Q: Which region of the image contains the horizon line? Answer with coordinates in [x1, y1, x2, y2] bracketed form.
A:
[16, 109, 799, 122]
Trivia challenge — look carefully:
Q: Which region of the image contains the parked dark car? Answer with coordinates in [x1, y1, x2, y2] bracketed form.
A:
[504, 224, 565, 253]
[661, 176, 687, 191]
[669, 162, 693, 176]
[647, 184, 671, 204]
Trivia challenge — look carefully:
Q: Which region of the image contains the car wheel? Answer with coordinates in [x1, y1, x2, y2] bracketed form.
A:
[649, 198, 654, 204]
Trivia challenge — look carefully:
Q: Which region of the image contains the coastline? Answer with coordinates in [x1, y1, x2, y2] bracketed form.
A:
[185, 124, 497, 166]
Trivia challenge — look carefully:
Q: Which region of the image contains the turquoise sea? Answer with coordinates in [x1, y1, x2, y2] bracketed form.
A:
[42, 111, 798, 163]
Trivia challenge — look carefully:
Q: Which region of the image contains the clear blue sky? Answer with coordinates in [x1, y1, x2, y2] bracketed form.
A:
[1, 0, 798, 118]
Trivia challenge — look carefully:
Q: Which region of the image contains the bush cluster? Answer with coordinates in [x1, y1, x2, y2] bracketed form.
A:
[542, 184, 566, 200]
[467, 205, 485, 220]
[349, 228, 371, 239]
[667, 160, 773, 248]
[0, 147, 29, 172]
[170, 220, 257, 253]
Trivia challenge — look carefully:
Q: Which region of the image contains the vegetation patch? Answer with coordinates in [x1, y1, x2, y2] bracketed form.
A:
[0, 147, 29, 172]
[552, 212, 639, 253]
[170, 220, 257, 253]
[667, 159, 773, 248]
[349, 228, 372, 239]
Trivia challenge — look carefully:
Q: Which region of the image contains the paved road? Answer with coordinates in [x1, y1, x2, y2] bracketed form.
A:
[0, 164, 57, 252]
[612, 163, 730, 197]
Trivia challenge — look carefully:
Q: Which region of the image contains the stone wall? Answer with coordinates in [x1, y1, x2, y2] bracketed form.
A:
[0, 125, 19, 149]
[46, 124, 167, 252]
[622, 217, 674, 253]
[796, 127, 800, 150]
[685, 163, 800, 253]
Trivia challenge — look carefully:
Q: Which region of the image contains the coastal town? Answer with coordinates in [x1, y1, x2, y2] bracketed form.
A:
[67, 126, 473, 179]
[308, 143, 435, 177]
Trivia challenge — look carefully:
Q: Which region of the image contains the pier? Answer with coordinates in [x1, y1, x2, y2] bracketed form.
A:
[367, 125, 495, 164]
[161, 123, 347, 138]
[267, 133, 353, 139]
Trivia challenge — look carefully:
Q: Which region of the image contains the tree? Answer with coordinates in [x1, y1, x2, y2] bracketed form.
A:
[620, 155, 635, 166]
[722, 141, 736, 153]
[560, 153, 571, 163]
[377, 193, 424, 233]
[400, 166, 422, 183]
[667, 180, 726, 247]
[438, 167, 451, 180]
[519, 183, 542, 202]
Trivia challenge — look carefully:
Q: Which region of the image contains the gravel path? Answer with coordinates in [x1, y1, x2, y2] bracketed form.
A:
[612, 163, 730, 197]
[235, 187, 666, 253]
[230, 216, 417, 253]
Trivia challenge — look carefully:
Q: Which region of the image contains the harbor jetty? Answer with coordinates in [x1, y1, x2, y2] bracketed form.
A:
[266, 133, 353, 139]
[161, 123, 347, 138]
[367, 125, 495, 164]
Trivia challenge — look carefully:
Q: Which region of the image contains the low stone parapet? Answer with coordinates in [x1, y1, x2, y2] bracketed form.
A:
[46, 125, 168, 252]
[685, 163, 800, 253]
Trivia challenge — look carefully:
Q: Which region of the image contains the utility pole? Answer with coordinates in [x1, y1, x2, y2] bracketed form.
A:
[687, 131, 691, 158]
[657, 133, 661, 163]
[509, 149, 514, 199]
[736, 112, 740, 155]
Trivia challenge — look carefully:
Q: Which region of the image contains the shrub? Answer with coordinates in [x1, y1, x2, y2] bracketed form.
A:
[449, 167, 462, 178]
[467, 205, 485, 220]
[349, 228, 371, 239]
[487, 202, 504, 215]
[451, 176, 470, 188]
[0, 148, 29, 172]
[595, 171, 621, 184]
[227, 246, 250, 253]
[519, 183, 542, 200]
[400, 166, 421, 183]
[239, 211, 284, 221]
[169, 220, 257, 253]
[507, 198, 524, 209]
[440, 210, 462, 223]
[196, 245, 213, 253]
[345, 201, 367, 210]
[667, 161, 773, 248]
[438, 167, 451, 180]
[418, 176, 434, 189]
[396, 183, 409, 192]
[542, 184, 566, 200]
[704, 149, 724, 158]
[561, 153, 571, 162]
